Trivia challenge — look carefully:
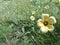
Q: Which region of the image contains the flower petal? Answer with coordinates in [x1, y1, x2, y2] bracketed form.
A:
[47, 25, 54, 32]
[49, 16, 57, 24]
[37, 19, 44, 27]
[40, 26, 48, 33]
[42, 14, 49, 21]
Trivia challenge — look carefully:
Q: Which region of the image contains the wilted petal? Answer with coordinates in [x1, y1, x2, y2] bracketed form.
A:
[49, 16, 57, 24]
[40, 26, 48, 33]
[37, 19, 44, 27]
[47, 25, 54, 32]
[42, 14, 49, 21]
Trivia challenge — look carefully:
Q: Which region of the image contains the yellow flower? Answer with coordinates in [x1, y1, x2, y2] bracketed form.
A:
[30, 16, 35, 21]
[37, 14, 57, 33]
[32, 11, 36, 15]
[44, 5, 49, 9]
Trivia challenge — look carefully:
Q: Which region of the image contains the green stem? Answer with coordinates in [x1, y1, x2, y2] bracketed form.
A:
[3, 34, 10, 45]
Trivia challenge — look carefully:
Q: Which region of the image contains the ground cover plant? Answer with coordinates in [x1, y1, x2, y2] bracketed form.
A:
[0, 0, 60, 45]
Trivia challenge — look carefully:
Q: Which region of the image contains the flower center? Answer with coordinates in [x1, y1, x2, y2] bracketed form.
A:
[43, 21, 48, 26]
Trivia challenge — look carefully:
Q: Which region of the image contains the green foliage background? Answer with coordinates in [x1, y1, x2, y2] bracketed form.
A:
[0, 0, 60, 45]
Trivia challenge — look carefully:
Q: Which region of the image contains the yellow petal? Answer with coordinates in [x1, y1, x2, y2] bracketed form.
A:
[59, 0, 60, 2]
[42, 14, 49, 21]
[37, 19, 44, 27]
[49, 16, 57, 24]
[40, 26, 48, 33]
[47, 25, 54, 32]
